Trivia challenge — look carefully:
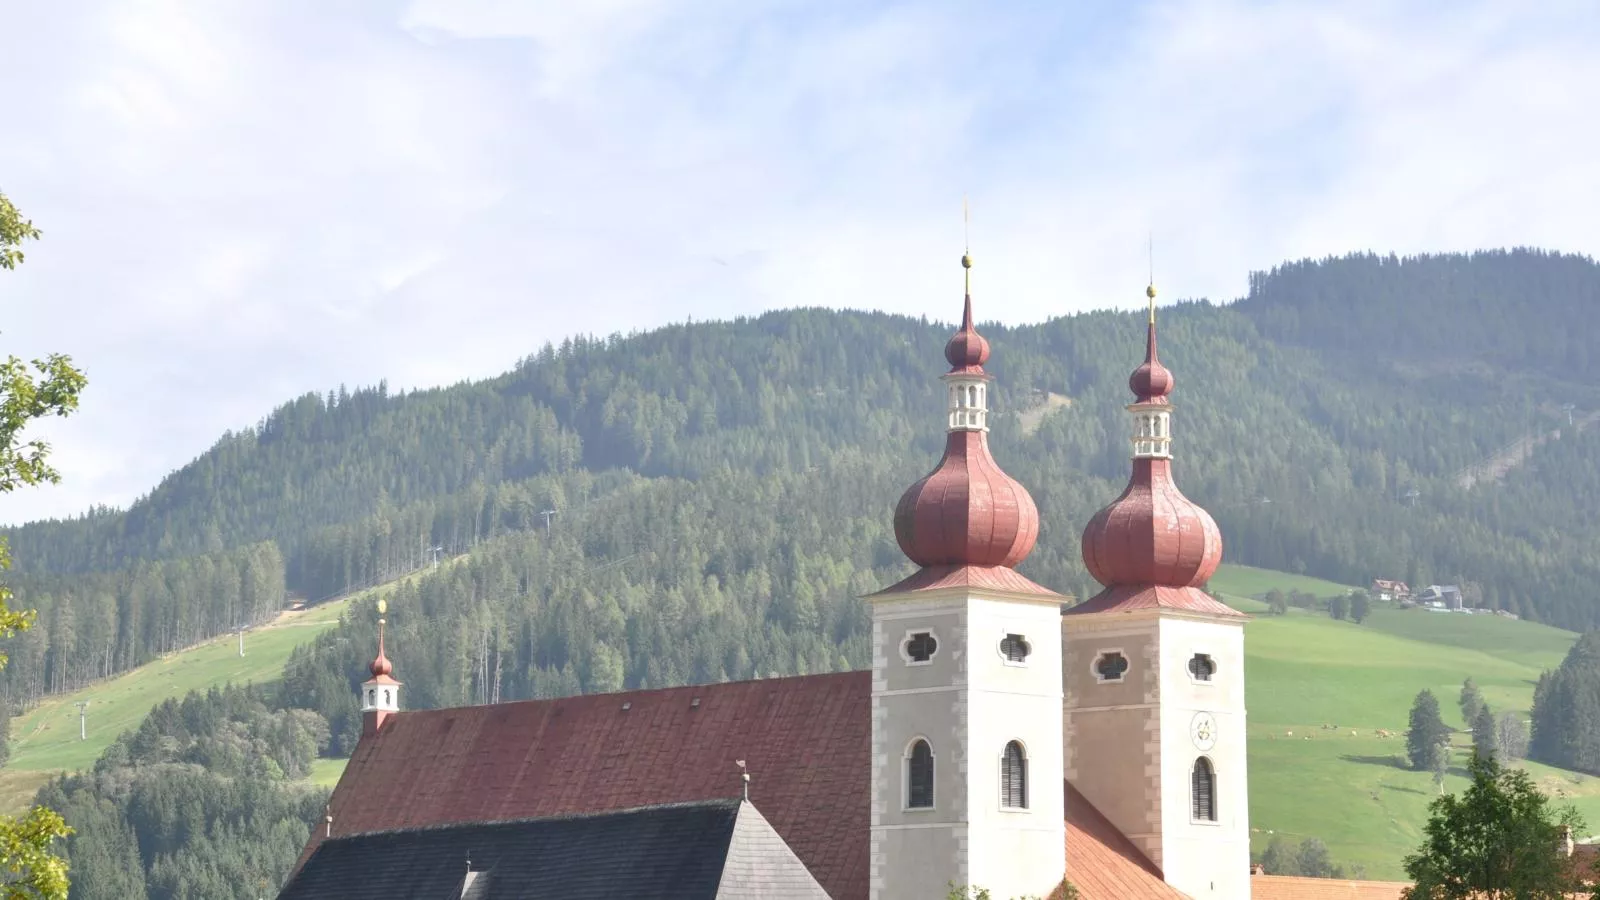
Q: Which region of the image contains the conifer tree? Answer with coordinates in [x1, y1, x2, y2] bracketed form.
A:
[1472, 705, 1497, 760]
[1460, 677, 1486, 726]
[1408, 689, 1452, 772]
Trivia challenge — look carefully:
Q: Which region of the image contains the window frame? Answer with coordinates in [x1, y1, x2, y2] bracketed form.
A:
[904, 737, 936, 812]
[900, 629, 940, 667]
[1091, 648, 1130, 684]
[1191, 756, 1219, 824]
[998, 632, 1032, 667]
[1187, 651, 1217, 684]
[1000, 740, 1029, 811]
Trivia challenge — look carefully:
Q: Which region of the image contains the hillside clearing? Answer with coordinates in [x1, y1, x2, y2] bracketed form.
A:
[1211, 566, 1581, 878]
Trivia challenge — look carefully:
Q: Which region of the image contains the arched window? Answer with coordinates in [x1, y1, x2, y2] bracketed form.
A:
[1188, 653, 1216, 682]
[383, 689, 392, 705]
[1192, 757, 1217, 821]
[366, 689, 376, 706]
[907, 740, 935, 809]
[1001, 741, 1028, 809]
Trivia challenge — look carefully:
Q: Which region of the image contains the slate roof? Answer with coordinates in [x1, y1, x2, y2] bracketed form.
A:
[298, 671, 1192, 899]
[279, 799, 829, 900]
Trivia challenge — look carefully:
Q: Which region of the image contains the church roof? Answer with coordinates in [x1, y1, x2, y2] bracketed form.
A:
[1250, 875, 1410, 899]
[280, 799, 829, 900]
[298, 671, 1183, 900]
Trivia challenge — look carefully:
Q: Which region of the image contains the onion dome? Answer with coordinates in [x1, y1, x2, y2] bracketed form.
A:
[1079, 458, 1222, 588]
[370, 641, 393, 678]
[894, 272, 1039, 569]
[1128, 287, 1173, 403]
[1076, 284, 1228, 607]
[944, 280, 990, 372]
[894, 430, 1040, 568]
[368, 597, 397, 681]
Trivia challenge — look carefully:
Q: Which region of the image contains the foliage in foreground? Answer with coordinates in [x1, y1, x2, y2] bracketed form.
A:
[1402, 749, 1599, 899]
[0, 188, 84, 899]
[1257, 835, 1363, 879]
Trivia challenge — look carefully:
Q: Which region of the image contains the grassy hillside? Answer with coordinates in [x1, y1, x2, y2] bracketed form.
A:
[1211, 564, 1584, 879]
[0, 578, 409, 813]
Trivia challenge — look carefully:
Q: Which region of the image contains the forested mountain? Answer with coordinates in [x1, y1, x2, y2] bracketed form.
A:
[8, 251, 1600, 714]
[23, 248, 1600, 897]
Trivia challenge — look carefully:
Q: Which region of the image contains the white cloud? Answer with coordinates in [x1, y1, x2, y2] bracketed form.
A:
[0, 0, 1597, 524]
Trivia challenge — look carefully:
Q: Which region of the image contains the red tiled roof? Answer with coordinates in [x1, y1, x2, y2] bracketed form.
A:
[870, 563, 1063, 597]
[302, 672, 1193, 898]
[1065, 584, 1245, 618]
[1251, 875, 1410, 900]
[1063, 782, 1189, 899]
[304, 673, 869, 898]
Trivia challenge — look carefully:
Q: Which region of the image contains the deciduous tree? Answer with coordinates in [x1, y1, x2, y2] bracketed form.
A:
[0, 190, 83, 900]
[1402, 750, 1599, 899]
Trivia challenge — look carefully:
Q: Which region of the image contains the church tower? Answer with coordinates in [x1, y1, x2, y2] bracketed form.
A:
[1063, 284, 1250, 899]
[361, 597, 401, 736]
[865, 252, 1067, 900]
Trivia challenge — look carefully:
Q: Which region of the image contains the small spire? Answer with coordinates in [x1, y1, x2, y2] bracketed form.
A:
[737, 759, 750, 801]
[325, 804, 333, 838]
[370, 597, 393, 678]
[1146, 233, 1157, 325]
[962, 196, 972, 295]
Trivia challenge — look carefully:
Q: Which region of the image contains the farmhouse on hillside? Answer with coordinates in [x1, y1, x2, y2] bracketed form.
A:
[277, 271, 1412, 899]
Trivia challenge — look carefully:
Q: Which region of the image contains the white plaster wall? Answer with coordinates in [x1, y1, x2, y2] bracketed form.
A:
[870, 591, 1065, 900]
[963, 596, 1066, 900]
[1156, 616, 1250, 900]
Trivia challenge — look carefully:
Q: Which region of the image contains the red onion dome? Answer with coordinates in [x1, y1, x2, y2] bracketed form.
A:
[1129, 321, 1173, 403]
[370, 647, 393, 678]
[895, 432, 1039, 568]
[944, 294, 990, 372]
[1080, 458, 1222, 588]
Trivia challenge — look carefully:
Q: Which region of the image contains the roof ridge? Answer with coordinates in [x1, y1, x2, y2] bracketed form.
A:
[324, 797, 745, 841]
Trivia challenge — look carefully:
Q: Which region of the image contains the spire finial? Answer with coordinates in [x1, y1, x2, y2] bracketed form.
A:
[1146, 233, 1157, 325]
[961, 196, 972, 295]
[370, 596, 393, 678]
[737, 759, 750, 801]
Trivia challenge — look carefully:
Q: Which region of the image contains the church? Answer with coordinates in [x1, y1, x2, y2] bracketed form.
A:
[277, 256, 1409, 899]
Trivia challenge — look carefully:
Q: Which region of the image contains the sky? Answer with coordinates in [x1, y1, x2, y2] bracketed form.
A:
[1, 0, 1598, 525]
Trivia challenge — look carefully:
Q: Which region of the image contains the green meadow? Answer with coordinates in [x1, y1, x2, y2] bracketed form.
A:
[1212, 564, 1585, 880]
[1, 587, 375, 812]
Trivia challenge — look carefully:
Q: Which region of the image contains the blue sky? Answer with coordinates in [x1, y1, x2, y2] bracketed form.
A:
[2, 0, 1598, 523]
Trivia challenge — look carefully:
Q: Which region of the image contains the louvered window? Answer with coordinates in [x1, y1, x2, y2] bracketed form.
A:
[905, 632, 938, 663]
[1095, 651, 1129, 682]
[907, 740, 935, 809]
[1192, 757, 1217, 821]
[1000, 633, 1031, 663]
[1001, 741, 1028, 809]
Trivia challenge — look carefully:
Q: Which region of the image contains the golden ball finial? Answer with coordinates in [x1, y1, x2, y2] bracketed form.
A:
[961, 253, 972, 270]
[376, 598, 388, 615]
[1146, 284, 1157, 299]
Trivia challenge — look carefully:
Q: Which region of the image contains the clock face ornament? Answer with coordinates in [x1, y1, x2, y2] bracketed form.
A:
[1191, 712, 1217, 751]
